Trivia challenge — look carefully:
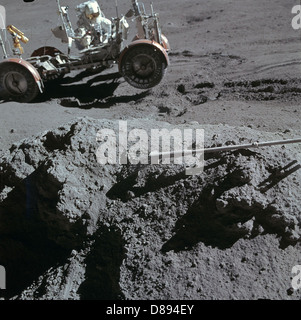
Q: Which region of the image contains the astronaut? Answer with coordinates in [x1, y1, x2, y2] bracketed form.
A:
[74, 0, 112, 49]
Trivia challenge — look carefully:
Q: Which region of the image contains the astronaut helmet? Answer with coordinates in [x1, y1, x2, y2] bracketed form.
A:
[85, 1, 101, 20]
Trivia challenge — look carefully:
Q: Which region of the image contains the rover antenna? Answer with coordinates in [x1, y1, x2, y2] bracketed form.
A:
[115, 0, 119, 18]
[0, 5, 8, 58]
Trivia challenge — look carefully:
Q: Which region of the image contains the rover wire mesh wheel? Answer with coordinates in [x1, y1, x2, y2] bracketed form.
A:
[0, 63, 39, 102]
[120, 45, 166, 89]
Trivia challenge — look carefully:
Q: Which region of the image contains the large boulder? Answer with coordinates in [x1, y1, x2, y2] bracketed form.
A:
[0, 117, 300, 300]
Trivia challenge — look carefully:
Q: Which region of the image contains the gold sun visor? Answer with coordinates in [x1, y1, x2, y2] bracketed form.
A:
[87, 12, 100, 19]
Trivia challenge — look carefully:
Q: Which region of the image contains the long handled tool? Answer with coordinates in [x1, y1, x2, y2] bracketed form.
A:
[150, 138, 301, 158]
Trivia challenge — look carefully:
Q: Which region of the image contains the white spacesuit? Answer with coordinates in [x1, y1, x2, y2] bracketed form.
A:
[74, 0, 112, 49]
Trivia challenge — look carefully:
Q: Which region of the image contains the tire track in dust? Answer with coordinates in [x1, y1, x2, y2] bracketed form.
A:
[170, 50, 301, 79]
[251, 59, 301, 75]
[225, 59, 301, 79]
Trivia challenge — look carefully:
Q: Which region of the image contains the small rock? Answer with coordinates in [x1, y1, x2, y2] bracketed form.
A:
[177, 84, 186, 94]
[126, 190, 135, 200]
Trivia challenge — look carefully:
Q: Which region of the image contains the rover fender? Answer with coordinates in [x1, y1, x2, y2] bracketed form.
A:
[119, 39, 169, 71]
[118, 40, 169, 89]
[1, 58, 44, 91]
[0, 58, 43, 102]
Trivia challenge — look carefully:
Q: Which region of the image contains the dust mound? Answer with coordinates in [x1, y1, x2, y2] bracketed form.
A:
[0, 117, 300, 300]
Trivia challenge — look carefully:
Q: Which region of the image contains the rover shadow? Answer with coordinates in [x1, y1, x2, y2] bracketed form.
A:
[33, 70, 151, 109]
[35, 76, 120, 105]
[0, 164, 85, 299]
[77, 224, 126, 300]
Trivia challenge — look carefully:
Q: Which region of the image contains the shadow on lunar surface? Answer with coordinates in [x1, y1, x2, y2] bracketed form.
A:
[161, 158, 301, 252]
[0, 169, 72, 299]
[0, 69, 151, 109]
[77, 225, 126, 300]
[34, 70, 151, 109]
